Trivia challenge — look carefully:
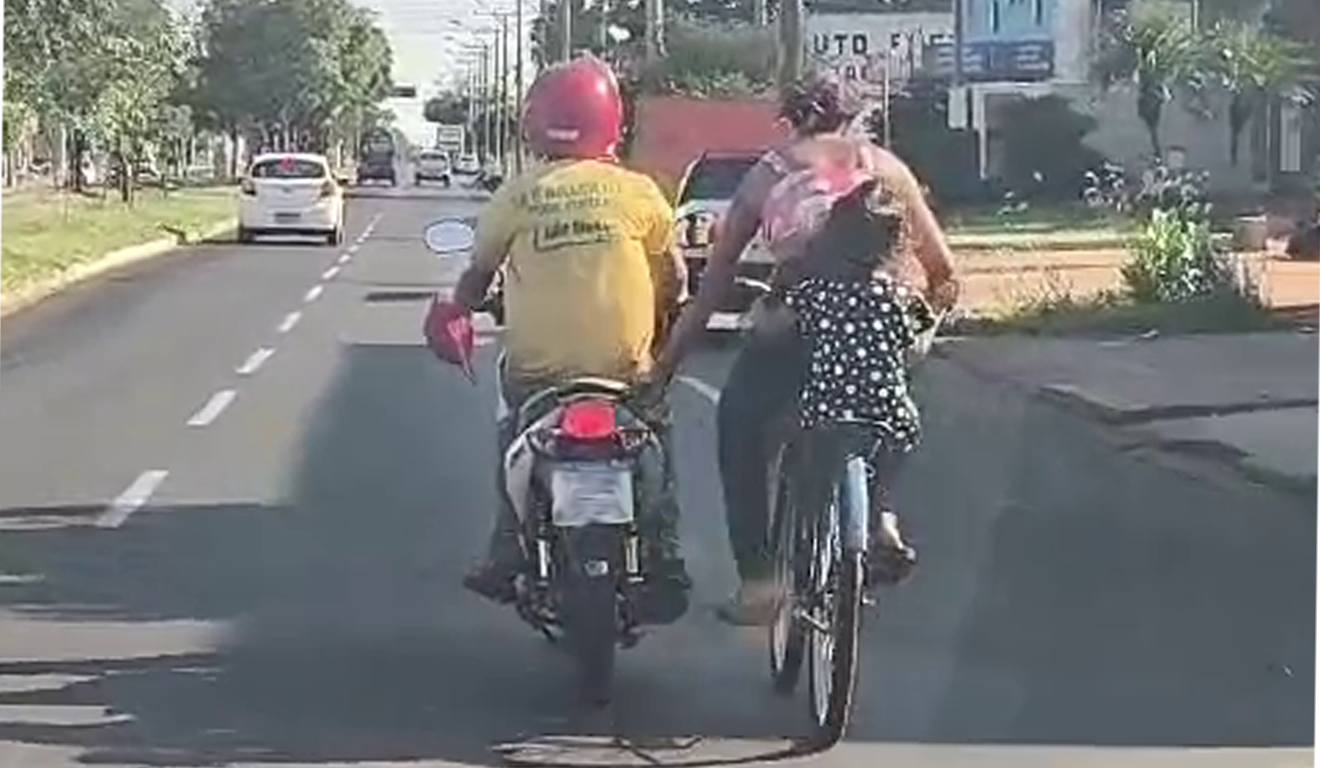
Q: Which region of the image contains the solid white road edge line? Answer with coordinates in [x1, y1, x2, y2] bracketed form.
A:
[187, 389, 237, 427]
[277, 311, 302, 334]
[304, 284, 324, 303]
[677, 375, 721, 404]
[236, 347, 275, 376]
[96, 470, 169, 529]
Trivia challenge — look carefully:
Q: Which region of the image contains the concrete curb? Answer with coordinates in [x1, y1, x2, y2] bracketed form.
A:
[1037, 383, 1319, 426]
[0, 218, 235, 319]
[948, 235, 1129, 252]
[935, 340, 1318, 496]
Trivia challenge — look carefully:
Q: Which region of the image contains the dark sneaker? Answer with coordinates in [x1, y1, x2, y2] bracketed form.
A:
[462, 561, 518, 604]
[636, 543, 692, 625]
[867, 510, 917, 587]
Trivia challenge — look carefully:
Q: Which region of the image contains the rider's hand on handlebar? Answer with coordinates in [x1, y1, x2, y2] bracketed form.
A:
[928, 277, 960, 313]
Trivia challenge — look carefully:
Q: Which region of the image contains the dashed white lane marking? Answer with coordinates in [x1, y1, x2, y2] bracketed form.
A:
[322, 266, 341, 280]
[236, 347, 275, 376]
[277, 311, 302, 334]
[677, 375, 721, 404]
[187, 389, 237, 427]
[338, 252, 352, 264]
[304, 285, 324, 303]
[96, 470, 169, 529]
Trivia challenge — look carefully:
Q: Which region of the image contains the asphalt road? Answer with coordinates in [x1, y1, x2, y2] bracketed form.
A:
[0, 183, 1313, 768]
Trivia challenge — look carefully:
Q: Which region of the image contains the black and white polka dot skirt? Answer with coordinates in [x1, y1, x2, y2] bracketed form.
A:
[782, 274, 926, 453]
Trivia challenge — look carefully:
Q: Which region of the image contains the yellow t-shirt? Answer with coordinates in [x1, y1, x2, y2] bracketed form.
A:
[471, 159, 678, 383]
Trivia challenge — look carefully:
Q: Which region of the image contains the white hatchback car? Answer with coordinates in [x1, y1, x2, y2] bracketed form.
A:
[238, 153, 345, 246]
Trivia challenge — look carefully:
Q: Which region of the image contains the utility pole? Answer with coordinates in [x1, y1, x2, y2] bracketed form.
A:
[467, 62, 478, 155]
[515, 0, 525, 173]
[489, 26, 500, 166]
[778, 0, 803, 94]
[498, 13, 510, 175]
[478, 44, 490, 161]
[559, 0, 572, 62]
[752, 0, 767, 27]
[644, 0, 664, 63]
[597, 0, 609, 54]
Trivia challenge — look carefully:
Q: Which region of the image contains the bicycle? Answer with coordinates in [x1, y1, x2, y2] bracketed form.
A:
[732, 276, 944, 751]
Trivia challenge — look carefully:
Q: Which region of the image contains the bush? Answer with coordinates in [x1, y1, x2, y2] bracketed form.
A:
[998, 95, 1106, 202]
[871, 82, 983, 206]
[1123, 208, 1234, 302]
[640, 17, 776, 97]
[1084, 159, 1247, 304]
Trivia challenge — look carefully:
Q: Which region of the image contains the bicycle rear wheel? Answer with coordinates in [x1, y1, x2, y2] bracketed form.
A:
[768, 442, 806, 695]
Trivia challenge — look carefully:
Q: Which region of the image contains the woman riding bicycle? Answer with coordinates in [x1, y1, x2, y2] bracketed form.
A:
[652, 69, 961, 625]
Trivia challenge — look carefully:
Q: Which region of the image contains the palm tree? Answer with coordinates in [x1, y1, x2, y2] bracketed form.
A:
[1094, 0, 1210, 158]
[1209, 20, 1315, 166]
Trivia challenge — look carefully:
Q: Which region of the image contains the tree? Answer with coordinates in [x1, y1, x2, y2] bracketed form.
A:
[1094, 0, 1212, 157]
[96, 0, 190, 201]
[190, 0, 393, 161]
[4, 0, 118, 189]
[641, 16, 776, 96]
[1208, 20, 1316, 165]
[424, 92, 470, 125]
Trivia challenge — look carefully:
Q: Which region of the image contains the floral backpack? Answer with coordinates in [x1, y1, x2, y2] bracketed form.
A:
[758, 144, 873, 264]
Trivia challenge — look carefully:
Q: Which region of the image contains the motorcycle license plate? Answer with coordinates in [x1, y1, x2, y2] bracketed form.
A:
[550, 463, 634, 527]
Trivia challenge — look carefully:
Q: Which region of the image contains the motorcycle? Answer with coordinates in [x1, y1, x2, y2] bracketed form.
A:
[422, 218, 687, 707]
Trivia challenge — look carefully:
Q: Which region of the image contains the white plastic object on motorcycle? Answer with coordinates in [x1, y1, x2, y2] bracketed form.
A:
[550, 462, 636, 527]
[422, 218, 476, 255]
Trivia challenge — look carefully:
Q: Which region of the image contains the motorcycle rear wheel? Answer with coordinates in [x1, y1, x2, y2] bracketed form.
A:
[559, 525, 621, 708]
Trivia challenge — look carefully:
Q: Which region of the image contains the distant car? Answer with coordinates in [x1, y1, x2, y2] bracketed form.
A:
[414, 149, 452, 187]
[453, 153, 481, 177]
[237, 153, 345, 246]
[673, 152, 769, 331]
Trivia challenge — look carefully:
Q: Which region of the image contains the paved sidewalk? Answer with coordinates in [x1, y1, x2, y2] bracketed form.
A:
[940, 332, 1318, 492]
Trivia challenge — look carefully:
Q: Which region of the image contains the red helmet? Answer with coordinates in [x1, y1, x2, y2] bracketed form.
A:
[522, 54, 622, 160]
[422, 297, 475, 381]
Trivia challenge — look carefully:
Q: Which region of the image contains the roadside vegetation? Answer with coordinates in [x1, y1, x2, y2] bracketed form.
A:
[1, 186, 237, 300]
[2, 0, 396, 305]
[962, 160, 1284, 336]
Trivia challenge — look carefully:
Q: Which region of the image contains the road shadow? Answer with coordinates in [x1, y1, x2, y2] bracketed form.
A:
[0, 344, 1313, 766]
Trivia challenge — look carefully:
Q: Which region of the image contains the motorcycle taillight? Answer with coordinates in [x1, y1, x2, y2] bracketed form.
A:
[559, 400, 617, 441]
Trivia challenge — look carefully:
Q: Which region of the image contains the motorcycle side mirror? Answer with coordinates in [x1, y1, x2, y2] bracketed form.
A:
[423, 218, 476, 255]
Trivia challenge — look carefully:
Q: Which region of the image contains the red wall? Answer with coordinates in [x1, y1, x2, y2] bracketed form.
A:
[628, 96, 788, 196]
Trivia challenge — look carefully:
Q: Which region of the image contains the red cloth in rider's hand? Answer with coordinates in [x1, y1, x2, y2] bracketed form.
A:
[423, 297, 476, 381]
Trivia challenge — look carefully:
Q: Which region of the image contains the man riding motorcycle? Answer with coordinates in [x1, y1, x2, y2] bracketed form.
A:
[651, 70, 961, 625]
[426, 54, 692, 615]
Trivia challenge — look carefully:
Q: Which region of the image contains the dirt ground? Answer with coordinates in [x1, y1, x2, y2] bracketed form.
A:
[956, 247, 1319, 325]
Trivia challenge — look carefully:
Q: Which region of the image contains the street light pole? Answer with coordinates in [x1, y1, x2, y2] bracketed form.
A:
[480, 43, 491, 162]
[778, 0, 803, 94]
[489, 26, 499, 167]
[498, 12, 509, 175]
[559, 0, 572, 62]
[515, 0, 525, 173]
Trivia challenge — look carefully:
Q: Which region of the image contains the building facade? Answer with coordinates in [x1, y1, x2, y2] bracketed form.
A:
[806, 0, 1316, 192]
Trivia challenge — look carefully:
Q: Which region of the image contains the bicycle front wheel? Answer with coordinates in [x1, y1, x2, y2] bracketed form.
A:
[804, 459, 868, 750]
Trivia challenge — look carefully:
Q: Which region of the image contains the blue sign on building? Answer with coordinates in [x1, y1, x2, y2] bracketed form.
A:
[924, 39, 1055, 81]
